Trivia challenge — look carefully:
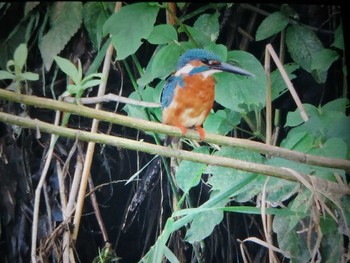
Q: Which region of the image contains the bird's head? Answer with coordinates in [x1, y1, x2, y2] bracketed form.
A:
[175, 48, 254, 78]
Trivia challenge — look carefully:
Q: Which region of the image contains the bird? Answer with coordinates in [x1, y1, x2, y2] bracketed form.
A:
[161, 48, 254, 141]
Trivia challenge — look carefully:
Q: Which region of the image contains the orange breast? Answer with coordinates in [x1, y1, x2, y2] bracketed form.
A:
[162, 74, 215, 128]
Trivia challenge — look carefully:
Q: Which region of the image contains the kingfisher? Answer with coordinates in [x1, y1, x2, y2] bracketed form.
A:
[161, 48, 254, 141]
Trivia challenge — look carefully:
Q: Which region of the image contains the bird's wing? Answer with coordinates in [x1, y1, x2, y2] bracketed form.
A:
[161, 76, 184, 109]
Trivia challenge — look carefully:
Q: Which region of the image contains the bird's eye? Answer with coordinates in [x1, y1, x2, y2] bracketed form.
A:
[201, 58, 209, 64]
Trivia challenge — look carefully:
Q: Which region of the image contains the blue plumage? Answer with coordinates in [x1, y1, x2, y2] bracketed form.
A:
[160, 48, 253, 141]
[176, 48, 222, 69]
[161, 49, 221, 109]
[161, 75, 184, 109]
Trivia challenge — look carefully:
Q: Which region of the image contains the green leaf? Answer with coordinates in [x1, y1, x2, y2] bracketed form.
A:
[285, 102, 350, 147]
[183, 25, 211, 48]
[6, 60, 16, 73]
[123, 91, 149, 120]
[207, 147, 263, 198]
[13, 43, 27, 71]
[82, 2, 112, 50]
[311, 48, 339, 74]
[83, 2, 105, 49]
[320, 229, 343, 263]
[176, 146, 210, 193]
[193, 12, 220, 42]
[275, 132, 347, 180]
[40, 2, 83, 70]
[67, 84, 80, 95]
[322, 98, 348, 112]
[273, 190, 314, 262]
[331, 23, 344, 50]
[215, 51, 266, 113]
[19, 72, 39, 81]
[137, 44, 184, 87]
[280, 131, 314, 152]
[54, 56, 79, 84]
[286, 24, 324, 73]
[147, 24, 178, 45]
[184, 201, 225, 243]
[150, 44, 184, 80]
[103, 3, 159, 60]
[285, 103, 316, 127]
[0, 70, 15, 80]
[203, 109, 241, 135]
[81, 79, 103, 90]
[256, 11, 289, 41]
[310, 48, 339, 84]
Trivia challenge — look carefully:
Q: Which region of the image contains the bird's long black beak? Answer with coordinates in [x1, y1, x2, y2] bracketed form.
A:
[214, 62, 254, 77]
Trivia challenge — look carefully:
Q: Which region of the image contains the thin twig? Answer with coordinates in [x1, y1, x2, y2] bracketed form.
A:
[265, 45, 272, 145]
[31, 109, 61, 263]
[88, 177, 109, 242]
[261, 178, 279, 263]
[63, 93, 160, 108]
[241, 237, 291, 258]
[266, 44, 309, 122]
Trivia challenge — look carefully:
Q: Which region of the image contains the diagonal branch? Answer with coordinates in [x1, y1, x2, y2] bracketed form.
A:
[0, 88, 349, 171]
[0, 110, 349, 195]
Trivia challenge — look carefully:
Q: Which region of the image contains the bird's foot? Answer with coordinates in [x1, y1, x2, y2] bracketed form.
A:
[196, 126, 206, 141]
[176, 124, 187, 136]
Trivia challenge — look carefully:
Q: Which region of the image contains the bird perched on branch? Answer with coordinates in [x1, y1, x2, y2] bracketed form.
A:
[161, 48, 254, 141]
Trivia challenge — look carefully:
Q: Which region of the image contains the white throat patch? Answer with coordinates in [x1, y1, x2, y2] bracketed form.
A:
[175, 64, 194, 76]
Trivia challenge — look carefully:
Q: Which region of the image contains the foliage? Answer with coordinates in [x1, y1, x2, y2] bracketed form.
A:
[40, 2, 83, 70]
[0, 2, 347, 263]
[255, 4, 343, 84]
[0, 43, 38, 92]
[54, 55, 104, 100]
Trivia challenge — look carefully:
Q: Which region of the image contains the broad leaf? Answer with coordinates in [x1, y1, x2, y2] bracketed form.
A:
[40, 2, 83, 70]
[310, 48, 339, 83]
[184, 200, 226, 243]
[215, 51, 266, 113]
[147, 24, 178, 45]
[176, 146, 210, 194]
[83, 2, 112, 50]
[103, 3, 159, 60]
[273, 190, 314, 262]
[203, 109, 241, 135]
[285, 100, 350, 146]
[286, 24, 323, 73]
[206, 147, 263, 199]
[137, 44, 184, 87]
[193, 12, 220, 42]
[311, 49, 339, 72]
[256, 11, 289, 41]
[331, 23, 344, 50]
